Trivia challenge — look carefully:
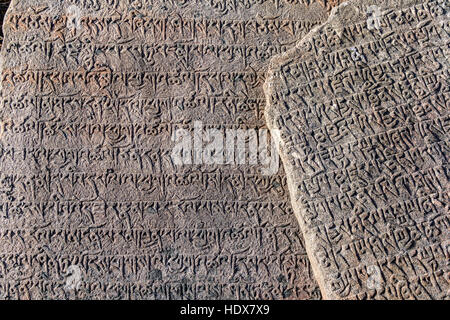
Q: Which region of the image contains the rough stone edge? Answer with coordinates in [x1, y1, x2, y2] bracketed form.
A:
[263, 1, 355, 300]
[0, 0, 14, 138]
[0, 0, 14, 92]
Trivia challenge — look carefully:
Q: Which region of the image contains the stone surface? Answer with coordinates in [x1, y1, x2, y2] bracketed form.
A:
[0, 0, 10, 47]
[0, 0, 342, 299]
[265, 0, 449, 299]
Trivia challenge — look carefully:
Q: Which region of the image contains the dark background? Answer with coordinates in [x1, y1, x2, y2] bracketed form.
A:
[0, 0, 10, 47]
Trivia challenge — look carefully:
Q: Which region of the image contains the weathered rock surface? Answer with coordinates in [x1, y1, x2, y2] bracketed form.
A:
[0, 0, 10, 47]
[265, 0, 449, 299]
[0, 0, 342, 299]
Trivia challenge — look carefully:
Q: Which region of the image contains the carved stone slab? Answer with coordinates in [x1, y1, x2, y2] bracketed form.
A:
[0, 0, 342, 299]
[0, 0, 10, 47]
[265, 0, 449, 299]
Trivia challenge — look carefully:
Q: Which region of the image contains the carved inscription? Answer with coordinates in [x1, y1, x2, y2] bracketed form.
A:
[0, 0, 342, 299]
[265, 0, 449, 299]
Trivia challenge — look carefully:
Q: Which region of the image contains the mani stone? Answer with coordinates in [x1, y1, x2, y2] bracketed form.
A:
[264, 0, 449, 299]
[0, 0, 341, 300]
